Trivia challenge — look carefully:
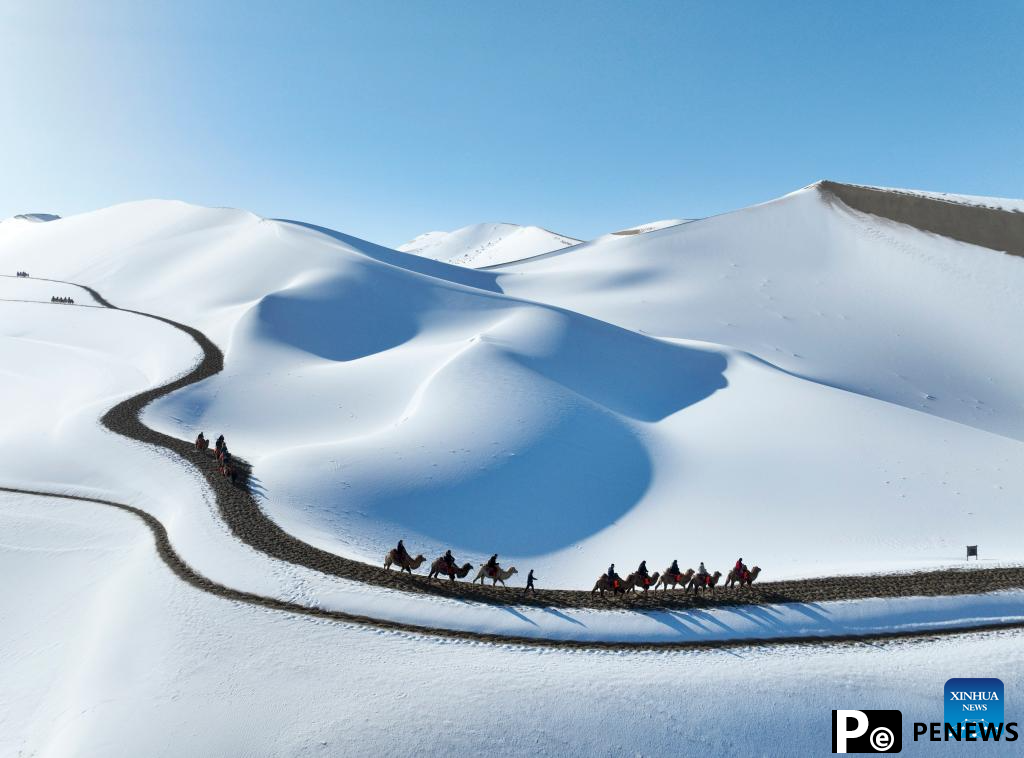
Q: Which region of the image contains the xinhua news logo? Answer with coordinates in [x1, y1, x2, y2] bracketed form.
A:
[910, 677, 1018, 743]
[832, 710, 902, 753]
[945, 678, 1003, 729]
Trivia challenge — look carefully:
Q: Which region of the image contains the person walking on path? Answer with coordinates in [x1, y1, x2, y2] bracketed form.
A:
[525, 569, 538, 594]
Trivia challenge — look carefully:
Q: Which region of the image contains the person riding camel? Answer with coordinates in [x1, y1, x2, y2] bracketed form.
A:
[485, 553, 499, 578]
[735, 557, 748, 581]
[697, 561, 710, 586]
[637, 560, 651, 586]
[443, 549, 455, 569]
[607, 563, 618, 589]
[216, 434, 225, 453]
[668, 559, 681, 582]
[396, 539, 411, 566]
[195, 432, 206, 451]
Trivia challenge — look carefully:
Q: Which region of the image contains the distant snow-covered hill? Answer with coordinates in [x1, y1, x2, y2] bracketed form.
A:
[399, 222, 580, 267]
[610, 219, 690, 235]
[1, 212, 61, 227]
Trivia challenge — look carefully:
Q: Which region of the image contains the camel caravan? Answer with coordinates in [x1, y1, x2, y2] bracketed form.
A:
[592, 558, 758, 597]
[193, 432, 243, 486]
[51, 296, 75, 304]
[384, 540, 761, 598]
[16, 271, 30, 277]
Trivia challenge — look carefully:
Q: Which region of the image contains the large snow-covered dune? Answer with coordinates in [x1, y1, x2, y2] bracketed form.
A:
[2, 184, 1022, 590]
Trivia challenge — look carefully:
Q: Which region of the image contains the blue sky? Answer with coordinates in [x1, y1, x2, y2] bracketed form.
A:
[2, 1, 1021, 246]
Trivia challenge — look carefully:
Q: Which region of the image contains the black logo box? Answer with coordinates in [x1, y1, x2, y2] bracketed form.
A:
[832, 710, 903, 753]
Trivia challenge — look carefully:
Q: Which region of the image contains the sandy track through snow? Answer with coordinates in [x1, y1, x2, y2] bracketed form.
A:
[3, 274, 1024, 648]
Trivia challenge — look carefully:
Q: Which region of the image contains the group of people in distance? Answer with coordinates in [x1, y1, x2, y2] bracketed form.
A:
[15, 271, 29, 277]
[194, 432, 238, 485]
[51, 296, 75, 304]
[391, 537, 758, 595]
[393, 540, 538, 593]
[606, 557, 752, 590]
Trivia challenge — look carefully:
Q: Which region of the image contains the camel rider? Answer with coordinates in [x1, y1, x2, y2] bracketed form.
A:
[697, 561, 709, 586]
[637, 560, 651, 586]
[735, 557, 748, 580]
[486, 554, 499, 577]
[443, 549, 455, 569]
[396, 539, 410, 564]
[668, 559, 681, 581]
[195, 432, 206, 450]
[607, 563, 617, 585]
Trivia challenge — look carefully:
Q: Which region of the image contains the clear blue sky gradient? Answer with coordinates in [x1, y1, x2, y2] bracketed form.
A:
[2, 1, 1022, 246]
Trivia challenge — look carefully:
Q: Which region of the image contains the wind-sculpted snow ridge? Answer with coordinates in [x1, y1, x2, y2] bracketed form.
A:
[610, 219, 690, 235]
[399, 222, 581, 267]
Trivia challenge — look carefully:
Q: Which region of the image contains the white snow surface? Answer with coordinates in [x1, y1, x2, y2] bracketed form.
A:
[611, 218, 690, 234]
[1, 191, 1023, 591]
[3, 187, 1024, 755]
[399, 221, 580, 267]
[4, 490, 1022, 756]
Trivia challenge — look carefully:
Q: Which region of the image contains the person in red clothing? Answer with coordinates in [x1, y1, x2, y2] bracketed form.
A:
[734, 557, 749, 581]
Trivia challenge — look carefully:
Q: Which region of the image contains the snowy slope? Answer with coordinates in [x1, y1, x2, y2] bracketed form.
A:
[496, 183, 1024, 440]
[3, 186, 1024, 755]
[399, 222, 580, 267]
[5, 490, 1022, 756]
[3, 190, 1024, 590]
[610, 218, 689, 235]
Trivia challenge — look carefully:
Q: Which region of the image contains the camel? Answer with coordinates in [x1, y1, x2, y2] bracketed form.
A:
[687, 571, 722, 595]
[383, 549, 426, 574]
[591, 573, 626, 596]
[472, 565, 518, 587]
[428, 558, 474, 581]
[724, 565, 761, 588]
[623, 571, 661, 594]
[655, 567, 695, 591]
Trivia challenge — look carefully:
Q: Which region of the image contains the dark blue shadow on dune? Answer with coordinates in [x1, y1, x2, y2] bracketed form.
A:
[541, 607, 586, 627]
[378, 403, 653, 555]
[361, 328, 727, 555]
[253, 267, 426, 362]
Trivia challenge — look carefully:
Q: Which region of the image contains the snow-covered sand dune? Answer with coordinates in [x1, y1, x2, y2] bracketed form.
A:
[3, 182, 1024, 755]
[2, 183, 1023, 589]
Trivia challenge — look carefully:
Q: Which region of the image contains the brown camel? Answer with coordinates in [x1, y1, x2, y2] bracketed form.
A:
[623, 571, 661, 594]
[591, 573, 627, 596]
[655, 567, 695, 591]
[383, 549, 426, 574]
[724, 565, 761, 588]
[428, 558, 474, 581]
[472, 565, 518, 586]
[687, 571, 722, 595]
